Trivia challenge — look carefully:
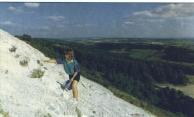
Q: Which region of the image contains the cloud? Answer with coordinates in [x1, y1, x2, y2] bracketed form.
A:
[24, 3, 40, 8]
[124, 21, 134, 25]
[47, 16, 65, 22]
[133, 4, 194, 18]
[7, 6, 23, 13]
[133, 10, 154, 17]
[40, 26, 50, 30]
[0, 21, 15, 26]
[74, 23, 96, 28]
[8, 6, 16, 11]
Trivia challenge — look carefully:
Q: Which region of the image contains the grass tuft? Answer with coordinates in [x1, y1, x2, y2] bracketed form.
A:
[31, 69, 44, 78]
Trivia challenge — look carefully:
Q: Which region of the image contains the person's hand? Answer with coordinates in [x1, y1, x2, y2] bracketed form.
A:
[70, 78, 74, 82]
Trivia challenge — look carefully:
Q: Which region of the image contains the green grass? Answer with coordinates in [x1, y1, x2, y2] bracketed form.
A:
[31, 69, 44, 78]
[157, 75, 194, 99]
[0, 101, 9, 117]
[128, 49, 162, 61]
[19, 60, 28, 67]
[107, 86, 186, 117]
[145, 39, 194, 50]
[186, 75, 194, 84]
[44, 113, 52, 117]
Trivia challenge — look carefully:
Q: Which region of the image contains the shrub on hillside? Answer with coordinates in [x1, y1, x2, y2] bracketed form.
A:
[43, 113, 52, 117]
[37, 60, 43, 66]
[9, 46, 17, 53]
[31, 69, 44, 78]
[0, 101, 9, 117]
[15, 54, 20, 58]
[20, 60, 28, 67]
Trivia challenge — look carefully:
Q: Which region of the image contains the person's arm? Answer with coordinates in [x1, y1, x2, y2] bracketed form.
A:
[70, 72, 78, 82]
[70, 60, 80, 82]
[44, 59, 57, 64]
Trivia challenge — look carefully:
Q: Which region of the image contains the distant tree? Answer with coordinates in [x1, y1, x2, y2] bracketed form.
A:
[22, 34, 32, 40]
[15, 34, 32, 42]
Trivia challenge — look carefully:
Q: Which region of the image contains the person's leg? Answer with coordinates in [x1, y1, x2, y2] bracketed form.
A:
[72, 80, 79, 101]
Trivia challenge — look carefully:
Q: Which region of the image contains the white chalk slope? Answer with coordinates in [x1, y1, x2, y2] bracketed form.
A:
[0, 29, 155, 117]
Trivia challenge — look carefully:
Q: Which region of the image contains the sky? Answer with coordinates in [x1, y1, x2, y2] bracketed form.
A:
[0, 3, 194, 38]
